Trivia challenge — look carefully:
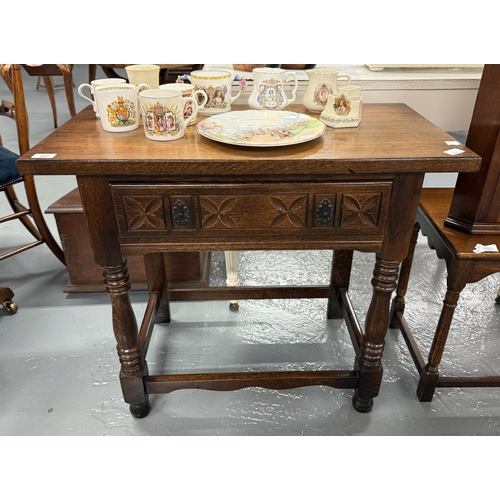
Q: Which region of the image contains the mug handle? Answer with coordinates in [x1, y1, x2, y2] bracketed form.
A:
[228, 81, 243, 105]
[194, 89, 208, 108]
[137, 83, 151, 93]
[336, 73, 351, 87]
[284, 71, 298, 104]
[78, 83, 96, 110]
[182, 97, 199, 126]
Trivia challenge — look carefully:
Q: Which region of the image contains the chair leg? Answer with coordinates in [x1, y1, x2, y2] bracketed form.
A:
[41, 75, 58, 128]
[88, 64, 97, 83]
[417, 288, 462, 401]
[57, 64, 76, 118]
[224, 251, 239, 311]
[23, 176, 66, 266]
[416, 259, 470, 402]
[3, 184, 43, 241]
[0, 286, 18, 314]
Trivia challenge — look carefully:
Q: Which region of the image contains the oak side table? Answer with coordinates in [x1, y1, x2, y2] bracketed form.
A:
[17, 104, 481, 418]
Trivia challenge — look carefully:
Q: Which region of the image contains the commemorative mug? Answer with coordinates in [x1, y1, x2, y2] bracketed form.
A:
[78, 78, 126, 117]
[139, 88, 198, 141]
[93, 83, 150, 132]
[248, 67, 298, 110]
[188, 70, 242, 115]
[125, 64, 161, 89]
[159, 82, 208, 122]
[302, 68, 352, 113]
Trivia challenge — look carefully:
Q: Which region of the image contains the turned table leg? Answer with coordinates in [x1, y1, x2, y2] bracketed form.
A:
[327, 250, 353, 319]
[78, 176, 149, 418]
[352, 256, 400, 412]
[103, 261, 150, 418]
[390, 222, 420, 328]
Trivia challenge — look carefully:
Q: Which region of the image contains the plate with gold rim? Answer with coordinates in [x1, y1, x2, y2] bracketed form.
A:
[195, 110, 326, 147]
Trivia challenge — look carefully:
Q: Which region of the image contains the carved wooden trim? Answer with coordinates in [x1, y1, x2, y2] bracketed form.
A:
[111, 182, 392, 236]
[200, 197, 238, 228]
[340, 193, 383, 229]
[123, 196, 166, 231]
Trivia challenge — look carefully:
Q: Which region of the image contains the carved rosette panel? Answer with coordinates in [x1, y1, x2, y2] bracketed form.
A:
[270, 196, 307, 227]
[199, 194, 308, 230]
[123, 196, 166, 231]
[340, 193, 383, 229]
[200, 197, 238, 229]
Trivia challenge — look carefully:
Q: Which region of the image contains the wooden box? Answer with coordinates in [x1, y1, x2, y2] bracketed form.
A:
[46, 188, 210, 292]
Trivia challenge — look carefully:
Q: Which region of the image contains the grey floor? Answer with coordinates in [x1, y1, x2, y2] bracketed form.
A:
[2, 66, 500, 441]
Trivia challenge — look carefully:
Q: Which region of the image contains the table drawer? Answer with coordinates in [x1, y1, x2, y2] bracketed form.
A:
[111, 182, 393, 238]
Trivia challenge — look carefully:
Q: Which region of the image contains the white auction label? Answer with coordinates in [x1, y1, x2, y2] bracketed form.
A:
[443, 148, 465, 155]
[445, 141, 461, 146]
[473, 243, 499, 253]
[31, 153, 57, 158]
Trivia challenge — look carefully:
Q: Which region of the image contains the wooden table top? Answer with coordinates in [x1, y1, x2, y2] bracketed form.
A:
[17, 103, 481, 177]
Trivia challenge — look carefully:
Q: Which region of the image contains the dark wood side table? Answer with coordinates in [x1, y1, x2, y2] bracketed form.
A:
[391, 188, 500, 401]
[17, 104, 481, 418]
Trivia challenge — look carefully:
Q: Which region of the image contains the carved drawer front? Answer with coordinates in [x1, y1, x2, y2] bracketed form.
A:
[111, 182, 392, 237]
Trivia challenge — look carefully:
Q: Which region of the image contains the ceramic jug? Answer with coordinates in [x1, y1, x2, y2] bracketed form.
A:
[248, 67, 298, 110]
[302, 68, 351, 113]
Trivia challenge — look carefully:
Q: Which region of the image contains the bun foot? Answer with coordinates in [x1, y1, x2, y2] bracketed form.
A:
[129, 400, 151, 419]
[352, 394, 373, 413]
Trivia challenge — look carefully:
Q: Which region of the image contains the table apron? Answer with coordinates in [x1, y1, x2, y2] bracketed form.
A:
[110, 181, 393, 251]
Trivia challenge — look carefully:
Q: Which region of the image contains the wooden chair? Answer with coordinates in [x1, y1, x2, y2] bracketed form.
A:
[1, 64, 66, 314]
[1, 64, 76, 129]
[390, 65, 500, 402]
[390, 188, 500, 401]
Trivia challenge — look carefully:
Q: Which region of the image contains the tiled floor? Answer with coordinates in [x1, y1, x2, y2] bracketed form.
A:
[2, 66, 500, 440]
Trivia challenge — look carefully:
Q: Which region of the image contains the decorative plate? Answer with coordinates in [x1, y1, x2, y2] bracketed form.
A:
[195, 110, 326, 147]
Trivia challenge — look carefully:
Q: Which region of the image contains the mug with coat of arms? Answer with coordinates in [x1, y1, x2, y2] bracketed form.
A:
[78, 78, 126, 118]
[189, 70, 243, 115]
[93, 83, 150, 132]
[139, 88, 198, 141]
